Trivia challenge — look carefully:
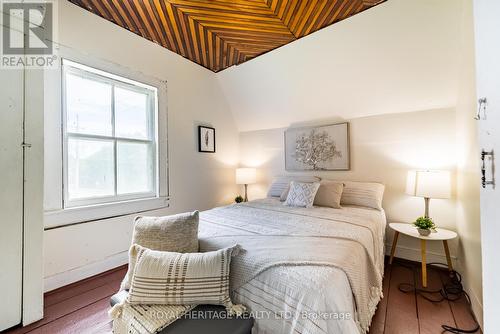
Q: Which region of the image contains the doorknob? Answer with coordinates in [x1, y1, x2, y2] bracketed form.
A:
[481, 150, 495, 189]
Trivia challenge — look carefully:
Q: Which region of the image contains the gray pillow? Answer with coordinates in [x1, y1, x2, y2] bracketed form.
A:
[120, 211, 199, 290]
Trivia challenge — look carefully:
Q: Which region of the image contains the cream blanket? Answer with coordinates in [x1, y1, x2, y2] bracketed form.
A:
[199, 199, 385, 333]
[112, 198, 385, 334]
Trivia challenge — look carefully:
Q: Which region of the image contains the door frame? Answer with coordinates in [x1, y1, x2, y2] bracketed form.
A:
[0, 8, 45, 327]
[473, 0, 500, 332]
[22, 68, 44, 326]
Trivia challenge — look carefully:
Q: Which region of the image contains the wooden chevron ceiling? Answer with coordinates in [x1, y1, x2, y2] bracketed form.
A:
[69, 0, 386, 72]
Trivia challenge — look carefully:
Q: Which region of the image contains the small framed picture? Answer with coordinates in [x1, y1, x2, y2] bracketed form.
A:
[198, 126, 215, 153]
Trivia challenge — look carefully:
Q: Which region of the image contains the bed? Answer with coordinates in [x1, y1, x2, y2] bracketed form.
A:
[197, 197, 386, 334]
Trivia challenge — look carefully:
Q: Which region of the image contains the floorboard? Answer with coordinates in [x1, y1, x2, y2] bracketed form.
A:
[414, 265, 456, 334]
[437, 270, 480, 332]
[4, 259, 479, 334]
[5, 266, 126, 334]
[382, 260, 420, 334]
[369, 264, 392, 334]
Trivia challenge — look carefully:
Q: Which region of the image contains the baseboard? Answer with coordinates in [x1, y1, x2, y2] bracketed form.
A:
[465, 281, 484, 329]
[385, 243, 459, 268]
[43, 251, 128, 292]
[455, 260, 484, 330]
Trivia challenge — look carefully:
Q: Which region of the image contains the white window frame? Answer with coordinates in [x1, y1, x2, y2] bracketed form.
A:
[61, 59, 159, 208]
[43, 50, 169, 229]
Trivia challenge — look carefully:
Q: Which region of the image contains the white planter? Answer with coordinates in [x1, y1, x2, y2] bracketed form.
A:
[417, 228, 431, 236]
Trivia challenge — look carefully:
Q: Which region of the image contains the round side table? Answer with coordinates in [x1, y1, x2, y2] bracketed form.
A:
[388, 223, 457, 288]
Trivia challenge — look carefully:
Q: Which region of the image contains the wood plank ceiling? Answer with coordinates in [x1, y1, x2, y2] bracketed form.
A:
[69, 0, 386, 72]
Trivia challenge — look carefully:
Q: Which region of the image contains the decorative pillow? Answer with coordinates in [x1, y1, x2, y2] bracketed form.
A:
[120, 211, 199, 291]
[126, 244, 245, 314]
[340, 181, 385, 210]
[266, 175, 320, 199]
[284, 181, 321, 208]
[313, 180, 344, 209]
[279, 188, 290, 202]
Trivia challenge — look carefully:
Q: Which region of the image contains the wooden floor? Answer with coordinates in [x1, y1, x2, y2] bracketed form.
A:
[4, 259, 479, 334]
[369, 258, 480, 334]
[5, 265, 127, 334]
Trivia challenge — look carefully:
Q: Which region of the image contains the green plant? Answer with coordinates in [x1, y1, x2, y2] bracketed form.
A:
[235, 195, 244, 203]
[413, 216, 436, 231]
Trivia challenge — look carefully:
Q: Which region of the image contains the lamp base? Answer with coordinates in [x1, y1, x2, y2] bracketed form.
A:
[424, 197, 430, 218]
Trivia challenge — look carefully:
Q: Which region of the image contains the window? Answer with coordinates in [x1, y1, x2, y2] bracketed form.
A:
[62, 59, 158, 208]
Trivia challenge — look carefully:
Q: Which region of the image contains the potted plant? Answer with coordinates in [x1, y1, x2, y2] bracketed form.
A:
[235, 195, 244, 203]
[413, 216, 437, 236]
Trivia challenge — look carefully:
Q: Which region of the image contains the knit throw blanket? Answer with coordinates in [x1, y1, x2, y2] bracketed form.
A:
[111, 199, 384, 334]
[199, 199, 385, 333]
[111, 304, 195, 334]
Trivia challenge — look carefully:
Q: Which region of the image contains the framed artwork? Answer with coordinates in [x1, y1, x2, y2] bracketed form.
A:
[198, 126, 216, 153]
[285, 122, 350, 171]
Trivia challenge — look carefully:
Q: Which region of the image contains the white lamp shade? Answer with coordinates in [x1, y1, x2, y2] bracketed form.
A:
[406, 170, 451, 199]
[236, 168, 256, 185]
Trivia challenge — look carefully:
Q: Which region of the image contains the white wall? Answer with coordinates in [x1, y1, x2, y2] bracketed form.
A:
[43, 1, 239, 291]
[217, 0, 463, 132]
[455, 0, 483, 324]
[239, 109, 459, 262]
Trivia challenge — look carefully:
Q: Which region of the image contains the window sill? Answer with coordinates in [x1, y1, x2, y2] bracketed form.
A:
[44, 196, 169, 230]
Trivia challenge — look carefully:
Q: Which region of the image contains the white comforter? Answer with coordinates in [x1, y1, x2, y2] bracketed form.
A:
[198, 198, 386, 334]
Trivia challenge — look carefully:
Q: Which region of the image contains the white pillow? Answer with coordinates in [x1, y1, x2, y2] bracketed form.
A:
[340, 181, 385, 210]
[284, 181, 321, 208]
[126, 244, 245, 314]
[266, 175, 320, 198]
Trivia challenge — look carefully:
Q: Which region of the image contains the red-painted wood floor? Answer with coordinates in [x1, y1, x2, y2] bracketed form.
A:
[4, 259, 480, 334]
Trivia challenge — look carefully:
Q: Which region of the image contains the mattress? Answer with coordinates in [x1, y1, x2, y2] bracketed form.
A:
[198, 198, 386, 334]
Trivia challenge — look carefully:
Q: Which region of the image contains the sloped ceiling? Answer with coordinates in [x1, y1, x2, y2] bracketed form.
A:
[216, 0, 465, 132]
[68, 0, 385, 72]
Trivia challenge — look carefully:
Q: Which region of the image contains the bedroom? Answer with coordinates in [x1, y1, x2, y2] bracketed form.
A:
[0, 0, 499, 333]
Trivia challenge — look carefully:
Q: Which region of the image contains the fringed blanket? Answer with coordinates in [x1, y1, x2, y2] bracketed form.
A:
[112, 198, 386, 334]
[199, 198, 386, 334]
[111, 304, 195, 334]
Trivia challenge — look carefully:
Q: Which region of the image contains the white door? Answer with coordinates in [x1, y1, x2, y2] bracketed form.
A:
[0, 68, 24, 329]
[474, 0, 500, 332]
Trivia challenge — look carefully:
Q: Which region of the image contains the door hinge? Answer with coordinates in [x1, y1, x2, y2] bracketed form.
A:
[475, 97, 488, 120]
[21, 142, 32, 148]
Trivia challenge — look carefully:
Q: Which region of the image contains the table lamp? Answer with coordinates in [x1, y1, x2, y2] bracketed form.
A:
[236, 168, 256, 202]
[406, 170, 451, 218]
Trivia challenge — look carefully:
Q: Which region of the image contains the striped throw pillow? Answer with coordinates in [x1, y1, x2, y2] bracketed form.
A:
[340, 181, 385, 210]
[267, 175, 320, 198]
[127, 244, 245, 313]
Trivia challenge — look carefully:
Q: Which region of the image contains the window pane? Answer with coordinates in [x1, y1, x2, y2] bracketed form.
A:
[117, 142, 154, 195]
[66, 73, 112, 136]
[68, 138, 114, 200]
[115, 87, 150, 139]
